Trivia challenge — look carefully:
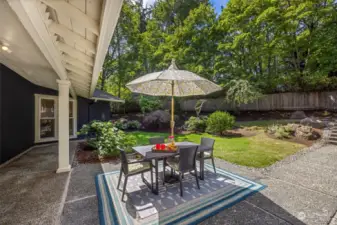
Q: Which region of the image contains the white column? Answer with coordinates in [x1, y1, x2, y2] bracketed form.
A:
[56, 79, 71, 173]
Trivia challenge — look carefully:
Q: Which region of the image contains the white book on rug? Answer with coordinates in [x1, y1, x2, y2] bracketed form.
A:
[135, 203, 158, 219]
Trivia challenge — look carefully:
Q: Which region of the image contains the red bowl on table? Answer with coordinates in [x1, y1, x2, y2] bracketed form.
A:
[160, 144, 166, 150]
[155, 144, 161, 150]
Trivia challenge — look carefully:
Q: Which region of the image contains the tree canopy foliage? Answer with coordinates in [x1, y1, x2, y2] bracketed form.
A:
[101, 0, 337, 100]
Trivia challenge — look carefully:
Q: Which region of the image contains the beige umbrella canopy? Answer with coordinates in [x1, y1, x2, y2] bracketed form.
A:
[126, 59, 222, 137]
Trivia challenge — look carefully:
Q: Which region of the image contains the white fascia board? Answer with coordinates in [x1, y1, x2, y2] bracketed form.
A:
[89, 0, 123, 97]
[91, 97, 125, 103]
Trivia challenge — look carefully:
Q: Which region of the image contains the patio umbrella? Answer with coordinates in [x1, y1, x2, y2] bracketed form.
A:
[126, 59, 222, 137]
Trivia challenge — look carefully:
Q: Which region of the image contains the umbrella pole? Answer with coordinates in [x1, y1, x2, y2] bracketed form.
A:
[171, 81, 174, 137]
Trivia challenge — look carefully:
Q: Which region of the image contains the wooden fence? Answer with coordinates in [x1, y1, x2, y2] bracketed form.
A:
[179, 91, 337, 112]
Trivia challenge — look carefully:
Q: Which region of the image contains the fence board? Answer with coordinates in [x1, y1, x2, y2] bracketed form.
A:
[179, 91, 337, 112]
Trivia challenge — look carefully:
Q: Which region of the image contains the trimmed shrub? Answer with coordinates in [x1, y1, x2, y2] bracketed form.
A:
[143, 110, 170, 129]
[184, 116, 207, 133]
[206, 111, 235, 135]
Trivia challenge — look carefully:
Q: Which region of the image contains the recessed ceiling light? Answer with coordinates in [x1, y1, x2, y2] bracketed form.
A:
[1, 46, 9, 51]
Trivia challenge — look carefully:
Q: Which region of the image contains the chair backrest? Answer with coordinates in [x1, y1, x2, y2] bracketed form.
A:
[201, 137, 215, 152]
[179, 146, 198, 172]
[119, 148, 129, 174]
[149, 137, 165, 145]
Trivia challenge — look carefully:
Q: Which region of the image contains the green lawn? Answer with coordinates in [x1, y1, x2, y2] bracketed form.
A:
[129, 130, 305, 168]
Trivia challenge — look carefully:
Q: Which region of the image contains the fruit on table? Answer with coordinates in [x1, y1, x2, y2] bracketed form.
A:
[167, 142, 177, 151]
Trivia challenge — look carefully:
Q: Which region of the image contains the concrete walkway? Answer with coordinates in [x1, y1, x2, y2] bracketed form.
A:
[0, 142, 76, 225]
[209, 144, 337, 225]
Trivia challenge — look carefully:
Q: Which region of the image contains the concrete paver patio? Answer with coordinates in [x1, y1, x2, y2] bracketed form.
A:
[0, 142, 336, 225]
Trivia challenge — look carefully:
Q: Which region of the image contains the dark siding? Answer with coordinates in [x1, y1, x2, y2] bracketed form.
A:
[90, 101, 111, 121]
[0, 64, 111, 163]
[77, 97, 111, 131]
[0, 64, 2, 163]
[0, 65, 57, 163]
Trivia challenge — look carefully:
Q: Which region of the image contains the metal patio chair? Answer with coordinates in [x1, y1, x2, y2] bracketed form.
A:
[149, 137, 165, 145]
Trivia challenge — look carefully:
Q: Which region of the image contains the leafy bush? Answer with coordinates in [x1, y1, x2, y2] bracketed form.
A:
[114, 118, 129, 130]
[139, 95, 162, 114]
[127, 120, 142, 130]
[184, 116, 207, 133]
[206, 111, 235, 135]
[78, 121, 136, 156]
[114, 118, 141, 130]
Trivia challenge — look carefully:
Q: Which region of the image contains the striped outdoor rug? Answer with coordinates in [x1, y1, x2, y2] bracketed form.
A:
[95, 164, 265, 225]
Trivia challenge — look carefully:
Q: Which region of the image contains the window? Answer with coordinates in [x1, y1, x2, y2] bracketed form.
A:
[35, 94, 77, 143]
[40, 98, 56, 139]
[69, 100, 77, 137]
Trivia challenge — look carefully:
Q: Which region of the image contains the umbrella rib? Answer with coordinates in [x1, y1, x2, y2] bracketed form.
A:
[193, 80, 207, 95]
[176, 80, 183, 96]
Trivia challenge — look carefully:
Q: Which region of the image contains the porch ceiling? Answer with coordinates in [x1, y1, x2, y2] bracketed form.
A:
[3, 0, 123, 98]
[38, 0, 123, 98]
[0, 0, 59, 90]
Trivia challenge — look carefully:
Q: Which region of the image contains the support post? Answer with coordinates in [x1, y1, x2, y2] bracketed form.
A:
[171, 81, 175, 137]
[56, 80, 71, 173]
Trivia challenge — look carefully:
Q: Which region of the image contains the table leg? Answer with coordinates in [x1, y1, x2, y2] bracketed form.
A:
[200, 152, 204, 180]
[163, 158, 166, 185]
[155, 158, 159, 194]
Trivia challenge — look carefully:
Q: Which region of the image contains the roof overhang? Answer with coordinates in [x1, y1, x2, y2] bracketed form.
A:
[91, 89, 125, 103]
[91, 97, 125, 103]
[7, 0, 123, 98]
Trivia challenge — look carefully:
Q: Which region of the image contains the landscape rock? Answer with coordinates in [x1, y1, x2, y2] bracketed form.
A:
[300, 117, 327, 129]
[143, 110, 171, 129]
[290, 111, 307, 119]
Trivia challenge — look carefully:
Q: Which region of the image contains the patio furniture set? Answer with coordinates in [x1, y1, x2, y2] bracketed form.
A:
[117, 137, 216, 201]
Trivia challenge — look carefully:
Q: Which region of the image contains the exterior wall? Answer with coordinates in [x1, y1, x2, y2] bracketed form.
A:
[0, 64, 57, 163]
[0, 64, 111, 163]
[77, 97, 111, 131]
[0, 64, 2, 163]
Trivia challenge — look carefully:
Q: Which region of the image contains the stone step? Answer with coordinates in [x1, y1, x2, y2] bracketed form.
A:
[328, 140, 337, 145]
[329, 136, 337, 140]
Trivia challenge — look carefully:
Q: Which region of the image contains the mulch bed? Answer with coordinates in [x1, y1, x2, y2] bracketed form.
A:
[76, 142, 120, 164]
[222, 128, 257, 138]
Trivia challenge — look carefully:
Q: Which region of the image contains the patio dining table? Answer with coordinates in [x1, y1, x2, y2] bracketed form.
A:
[132, 141, 207, 195]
